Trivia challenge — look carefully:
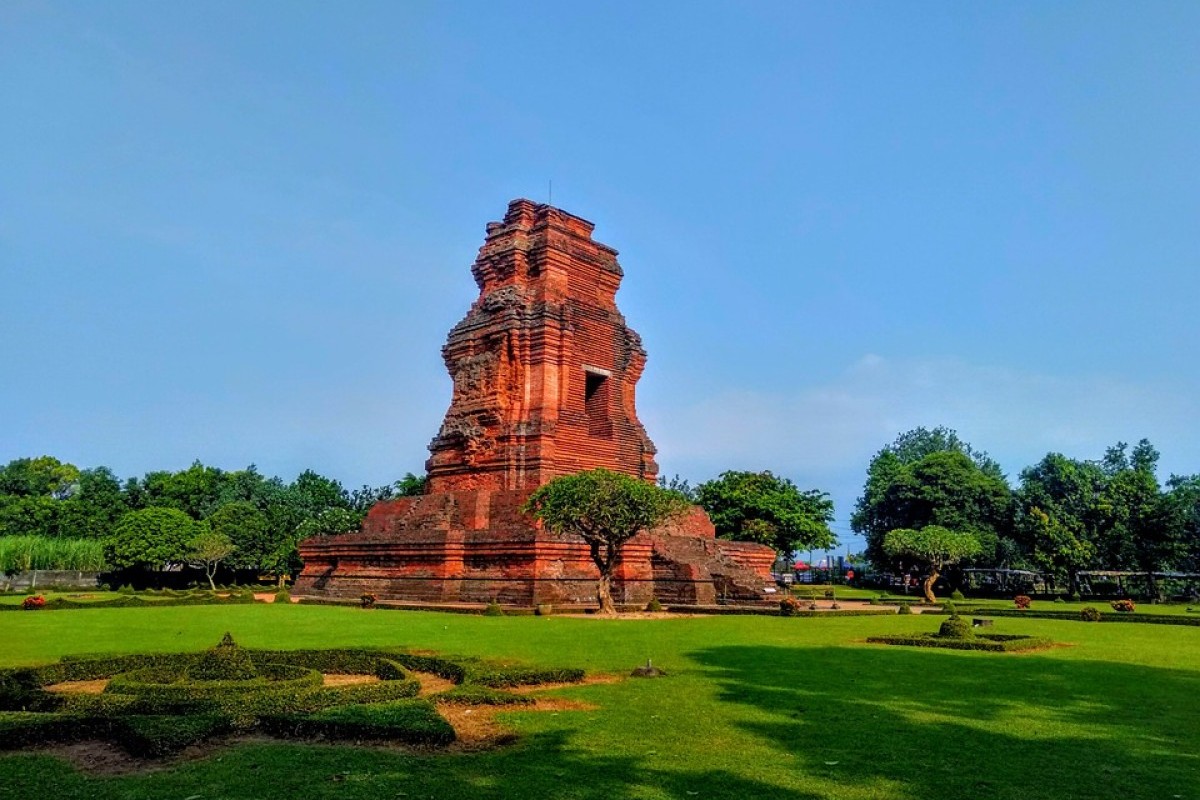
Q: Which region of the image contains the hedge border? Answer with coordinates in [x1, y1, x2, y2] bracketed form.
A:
[0, 645, 585, 757]
[940, 607, 1200, 626]
[866, 633, 1053, 652]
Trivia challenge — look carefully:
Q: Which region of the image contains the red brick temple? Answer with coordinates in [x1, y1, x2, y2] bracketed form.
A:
[295, 199, 774, 607]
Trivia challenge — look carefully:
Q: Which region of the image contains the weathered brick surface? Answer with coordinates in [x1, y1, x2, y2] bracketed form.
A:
[296, 200, 774, 606]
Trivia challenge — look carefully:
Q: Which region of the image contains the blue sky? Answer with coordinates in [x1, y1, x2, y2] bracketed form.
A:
[3, 1, 1198, 551]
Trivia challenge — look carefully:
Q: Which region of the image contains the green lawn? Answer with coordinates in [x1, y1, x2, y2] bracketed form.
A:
[1, 604, 1198, 800]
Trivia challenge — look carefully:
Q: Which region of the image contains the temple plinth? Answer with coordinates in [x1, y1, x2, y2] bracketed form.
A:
[295, 200, 775, 607]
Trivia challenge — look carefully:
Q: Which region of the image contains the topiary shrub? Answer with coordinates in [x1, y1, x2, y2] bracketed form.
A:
[645, 598, 663, 613]
[274, 587, 291, 604]
[779, 596, 803, 617]
[186, 633, 257, 681]
[1014, 595, 1032, 610]
[950, 590, 965, 601]
[1071, 592, 1082, 602]
[1053, 596, 1065, 604]
[21, 596, 45, 611]
[1110, 598, 1136, 613]
[937, 615, 974, 639]
[1080, 606, 1102, 622]
[941, 602, 956, 615]
[897, 602, 913, 615]
[483, 601, 505, 617]
[359, 593, 377, 609]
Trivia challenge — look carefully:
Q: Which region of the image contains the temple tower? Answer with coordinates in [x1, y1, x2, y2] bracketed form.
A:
[427, 199, 658, 492]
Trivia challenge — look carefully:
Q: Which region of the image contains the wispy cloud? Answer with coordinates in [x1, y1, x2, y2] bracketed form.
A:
[647, 355, 1200, 533]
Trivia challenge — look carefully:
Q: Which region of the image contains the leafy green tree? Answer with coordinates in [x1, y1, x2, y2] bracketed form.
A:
[1014, 453, 1106, 594]
[1098, 440, 1179, 598]
[657, 474, 698, 502]
[131, 461, 229, 518]
[853, 434, 1012, 570]
[207, 501, 275, 572]
[695, 471, 835, 559]
[0, 456, 80, 499]
[523, 469, 689, 615]
[394, 473, 428, 498]
[0, 495, 62, 538]
[188, 530, 236, 590]
[1020, 507, 1095, 596]
[882, 525, 982, 603]
[106, 507, 205, 572]
[59, 467, 128, 540]
[1163, 474, 1200, 574]
[295, 507, 362, 539]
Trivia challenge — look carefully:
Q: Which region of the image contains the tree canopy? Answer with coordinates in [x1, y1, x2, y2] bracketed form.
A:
[853, 430, 1012, 570]
[106, 507, 205, 571]
[882, 525, 983, 602]
[523, 469, 689, 615]
[695, 470, 836, 558]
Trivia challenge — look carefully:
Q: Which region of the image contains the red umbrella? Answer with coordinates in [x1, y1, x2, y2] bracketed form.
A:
[794, 561, 810, 571]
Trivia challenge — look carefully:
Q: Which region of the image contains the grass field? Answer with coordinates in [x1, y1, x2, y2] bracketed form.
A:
[1, 604, 1198, 800]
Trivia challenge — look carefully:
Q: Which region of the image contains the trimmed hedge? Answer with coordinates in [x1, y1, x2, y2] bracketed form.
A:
[263, 699, 455, 745]
[866, 633, 1052, 652]
[434, 685, 533, 706]
[0, 593, 258, 613]
[948, 607, 1200, 627]
[461, 663, 585, 688]
[0, 644, 583, 756]
[386, 653, 466, 683]
[114, 714, 230, 757]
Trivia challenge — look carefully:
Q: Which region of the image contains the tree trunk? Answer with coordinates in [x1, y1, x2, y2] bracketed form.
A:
[922, 569, 939, 604]
[589, 541, 619, 616]
[596, 569, 617, 615]
[206, 563, 217, 591]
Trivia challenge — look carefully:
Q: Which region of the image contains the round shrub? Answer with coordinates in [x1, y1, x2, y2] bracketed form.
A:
[1110, 598, 1136, 613]
[897, 602, 913, 615]
[274, 587, 291, 604]
[941, 602, 957, 615]
[937, 615, 974, 639]
[950, 590, 965, 601]
[21, 595, 45, 611]
[1080, 606, 1102, 622]
[1070, 592, 1082, 602]
[1053, 596, 1065, 604]
[645, 598, 663, 613]
[1013, 595, 1032, 610]
[483, 601, 505, 617]
[779, 596, 802, 617]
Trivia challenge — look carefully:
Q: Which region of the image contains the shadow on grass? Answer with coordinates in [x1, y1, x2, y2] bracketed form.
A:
[0, 728, 819, 800]
[689, 644, 1200, 800]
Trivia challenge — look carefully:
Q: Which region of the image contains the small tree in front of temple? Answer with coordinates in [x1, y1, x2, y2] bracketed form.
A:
[523, 469, 689, 616]
[883, 525, 982, 604]
[188, 530, 236, 591]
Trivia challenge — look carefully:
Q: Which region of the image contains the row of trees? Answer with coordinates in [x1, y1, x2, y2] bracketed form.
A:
[852, 427, 1200, 596]
[0, 456, 426, 579]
